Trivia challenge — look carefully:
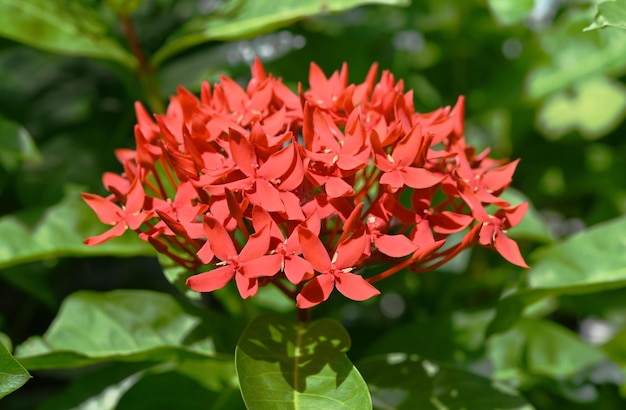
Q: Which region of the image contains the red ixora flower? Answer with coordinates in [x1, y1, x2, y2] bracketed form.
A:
[83, 58, 528, 309]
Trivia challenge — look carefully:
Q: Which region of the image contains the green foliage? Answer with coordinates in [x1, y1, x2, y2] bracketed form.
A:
[0, 116, 41, 172]
[360, 353, 530, 409]
[15, 289, 237, 369]
[0, 336, 30, 399]
[3, 0, 626, 408]
[151, 0, 410, 67]
[0, 186, 154, 271]
[236, 314, 372, 409]
[0, 0, 136, 68]
[488, 215, 626, 336]
[586, 0, 626, 31]
[487, 0, 535, 26]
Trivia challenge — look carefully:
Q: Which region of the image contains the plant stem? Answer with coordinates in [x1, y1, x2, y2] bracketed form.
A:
[296, 308, 310, 323]
[119, 13, 165, 114]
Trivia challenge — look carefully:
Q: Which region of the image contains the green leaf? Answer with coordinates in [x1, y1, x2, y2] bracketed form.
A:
[40, 359, 242, 410]
[527, 9, 626, 101]
[359, 353, 530, 409]
[0, 185, 154, 271]
[117, 359, 244, 410]
[15, 290, 230, 370]
[487, 0, 535, 26]
[585, 0, 626, 31]
[490, 318, 605, 381]
[0, 115, 41, 172]
[0, 336, 31, 399]
[537, 76, 626, 140]
[0, 0, 136, 68]
[40, 363, 147, 410]
[152, 0, 410, 67]
[235, 313, 372, 409]
[488, 215, 626, 335]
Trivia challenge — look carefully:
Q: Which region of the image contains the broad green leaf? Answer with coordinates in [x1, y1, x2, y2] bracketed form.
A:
[487, 0, 535, 26]
[359, 353, 531, 410]
[0, 186, 154, 271]
[0, 0, 136, 68]
[527, 9, 626, 100]
[117, 359, 244, 410]
[15, 290, 233, 370]
[40, 363, 147, 410]
[585, 0, 626, 31]
[0, 115, 41, 172]
[235, 313, 372, 409]
[488, 215, 626, 335]
[0, 337, 31, 399]
[537, 76, 626, 140]
[490, 318, 605, 380]
[40, 359, 242, 410]
[152, 0, 410, 67]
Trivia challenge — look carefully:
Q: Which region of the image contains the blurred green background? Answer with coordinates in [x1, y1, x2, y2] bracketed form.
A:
[3, 0, 626, 408]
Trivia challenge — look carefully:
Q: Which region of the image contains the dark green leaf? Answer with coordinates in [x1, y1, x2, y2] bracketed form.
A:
[488, 215, 626, 335]
[152, 0, 410, 67]
[0, 336, 31, 399]
[236, 313, 372, 409]
[117, 359, 244, 410]
[586, 0, 626, 31]
[0, 0, 136, 68]
[15, 290, 226, 370]
[0, 186, 154, 271]
[40, 362, 147, 410]
[490, 319, 605, 380]
[360, 353, 530, 409]
[0, 115, 41, 172]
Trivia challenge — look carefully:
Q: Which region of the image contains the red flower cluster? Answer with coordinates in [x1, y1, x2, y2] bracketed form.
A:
[83, 59, 527, 308]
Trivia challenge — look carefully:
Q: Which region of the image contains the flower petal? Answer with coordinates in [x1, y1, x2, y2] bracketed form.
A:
[284, 255, 314, 284]
[296, 274, 335, 308]
[494, 231, 529, 268]
[334, 272, 380, 301]
[374, 234, 417, 258]
[81, 193, 121, 225]
[241, 254, 282, 278]
[204, 216, 237, 261]
[83, 222, 127, 246]
[298, 226, 331, 273]
[186, 265, 234, 292]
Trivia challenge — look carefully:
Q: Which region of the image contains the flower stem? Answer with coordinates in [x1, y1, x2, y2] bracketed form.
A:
[296, 308, 310, 324]
[119, 13, 165, 114]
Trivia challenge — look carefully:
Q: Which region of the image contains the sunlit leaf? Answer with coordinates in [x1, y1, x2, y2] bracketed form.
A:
[527, 9, 626, 100]
[15, 290, 233, 370]
[152, 0, 410, 67]
[487, 0, 534, 26]
[360, 353, 530, 409]
[235, 313, 372, 409]
[585, 0, 626, 31]
[537, 76, 626, 140]
[0, 337, 31, 399]
[0, 186, 154, 271]
[488, 215, 626, 335]
[0, 0, 136, 68]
